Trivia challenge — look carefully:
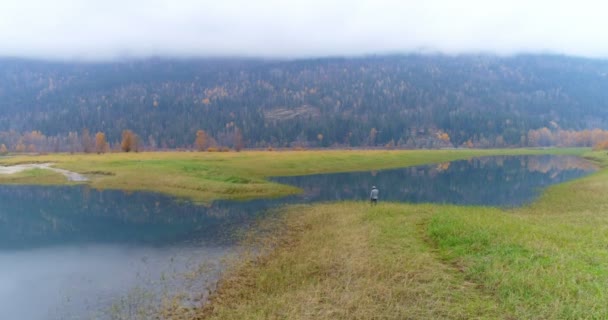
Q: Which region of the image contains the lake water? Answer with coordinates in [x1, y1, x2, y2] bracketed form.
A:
[0, 155, 596, 319]
[272, 154, 597, 206]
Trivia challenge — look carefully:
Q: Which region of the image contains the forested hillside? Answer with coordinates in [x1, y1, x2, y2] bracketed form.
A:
[1, 54, 608, 151]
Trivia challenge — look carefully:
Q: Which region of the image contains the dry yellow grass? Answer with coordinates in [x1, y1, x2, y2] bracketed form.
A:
[195, 203, 503, 319]
[180, 150, 608, 319]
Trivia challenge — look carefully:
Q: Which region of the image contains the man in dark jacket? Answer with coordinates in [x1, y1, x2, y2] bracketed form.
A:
[370, 186, 379, 205]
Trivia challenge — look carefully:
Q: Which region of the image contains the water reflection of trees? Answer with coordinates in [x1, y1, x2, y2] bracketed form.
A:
[274, 155, 595, 207]
[467, 155, 596, 173]
[525, 156, 597, 173]
[0, 156, 595, 250]
[0, 186, 276, 249]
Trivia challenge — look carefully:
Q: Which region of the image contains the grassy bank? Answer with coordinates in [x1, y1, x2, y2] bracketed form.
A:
[0, 148, 585, 203]
[195, 150, 608, 319]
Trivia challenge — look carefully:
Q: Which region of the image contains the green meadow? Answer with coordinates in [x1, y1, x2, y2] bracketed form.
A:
[2, 148, 606, 319]
[190, 149, 608, 319]
[191, 150, 608, 319]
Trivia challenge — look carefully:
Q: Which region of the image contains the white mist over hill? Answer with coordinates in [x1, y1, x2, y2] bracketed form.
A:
[1, 0, 608, 60]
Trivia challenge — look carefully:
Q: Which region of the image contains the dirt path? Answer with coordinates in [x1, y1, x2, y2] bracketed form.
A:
[0, 163, 88, 182]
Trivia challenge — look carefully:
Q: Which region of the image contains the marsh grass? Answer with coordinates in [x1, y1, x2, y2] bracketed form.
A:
[192, 203, 506, 319]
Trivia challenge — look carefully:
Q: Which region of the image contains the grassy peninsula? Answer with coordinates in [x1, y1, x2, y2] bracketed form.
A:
[0, 148, 585, 203]
[188, 149, 608, 319]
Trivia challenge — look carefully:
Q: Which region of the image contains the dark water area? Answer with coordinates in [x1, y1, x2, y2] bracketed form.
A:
[272, 154, 598, 207]
[0, 187, 291, 319]
[0, 155, 597, 319]
[0, 186, 270, 250]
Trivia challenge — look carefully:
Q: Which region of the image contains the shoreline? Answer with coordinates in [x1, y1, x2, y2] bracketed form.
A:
[190, 151, 608, 319]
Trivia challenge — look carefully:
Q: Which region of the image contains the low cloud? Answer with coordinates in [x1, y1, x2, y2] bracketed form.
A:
[1, 0, 607, 60]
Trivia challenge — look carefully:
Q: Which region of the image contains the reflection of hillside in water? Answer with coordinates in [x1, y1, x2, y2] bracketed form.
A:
[525, 155, 598, 173]
[468, 155, 598, 173]
[0, 186, 276, 249]
[0, 155, 596, 250]
[274, 155, 596, 207]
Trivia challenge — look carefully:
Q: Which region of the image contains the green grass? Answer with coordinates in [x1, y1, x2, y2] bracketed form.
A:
[0, 148, 586, 203]
[189, 203, 502, 319]
[193, 149, 608, 319]
[425, 151, 608, 318]
[0, 168, 68, 185]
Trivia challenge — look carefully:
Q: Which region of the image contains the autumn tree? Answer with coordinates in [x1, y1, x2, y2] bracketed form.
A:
[0, 144, 7, 155]
[67, 131, 79, 154]
[234, 128, 244, 152]
[437, 132, 450, 143]
[369, 128, 378, 147]
[121, 130, 138, 152]
[15, 140, 26, 153]
[194, 130, 208, 151]
[23, 131, 45, 152]
[524, 128, 608, 147]
[95, 132, 108, 154]
[81, 128, 94, 153]
[593, 140, 608, 151]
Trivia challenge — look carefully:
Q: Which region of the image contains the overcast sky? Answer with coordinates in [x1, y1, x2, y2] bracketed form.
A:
[1, 0, 607, 60]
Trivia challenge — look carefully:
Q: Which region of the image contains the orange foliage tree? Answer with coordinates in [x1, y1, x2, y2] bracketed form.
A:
[81, 128, 94, 153]
[593, 140, 608, 151]
[95, 132, 108, 154]
[121, 130, 138, 152]
[437, 131, 451, 143]
[234, 128, 244, 151]
[194, 130, 208, 151]
[14, 141, 26, 153]
[527, 128, 608, 147]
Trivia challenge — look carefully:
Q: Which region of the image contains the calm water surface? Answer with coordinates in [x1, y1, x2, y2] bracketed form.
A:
[0, 155, 596, 319]
[272, 154, 597, 206]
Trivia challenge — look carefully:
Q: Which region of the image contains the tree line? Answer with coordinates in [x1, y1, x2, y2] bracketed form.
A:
[3, 126, 608, 155]
[0, 128, 245, 154]
[2, 55, 608, 149]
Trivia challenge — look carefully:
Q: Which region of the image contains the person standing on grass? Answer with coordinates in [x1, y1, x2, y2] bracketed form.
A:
[370, 186, 379, 205]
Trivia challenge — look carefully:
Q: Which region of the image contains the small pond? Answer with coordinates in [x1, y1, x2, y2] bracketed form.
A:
[0, 155, 597, 319]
